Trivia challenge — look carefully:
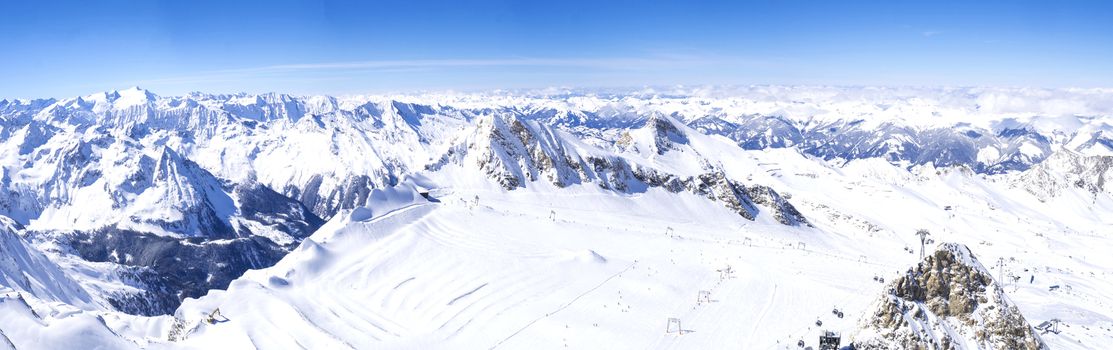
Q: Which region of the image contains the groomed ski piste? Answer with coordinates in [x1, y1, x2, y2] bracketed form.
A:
[70, 147, 1110, 350]
[0, 87, 1111, 349]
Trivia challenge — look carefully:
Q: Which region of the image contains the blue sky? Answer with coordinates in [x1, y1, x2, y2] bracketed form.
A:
[2, 0, 1111, 98]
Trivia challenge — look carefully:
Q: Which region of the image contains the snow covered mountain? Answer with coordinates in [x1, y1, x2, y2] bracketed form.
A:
[1011, 149, 1112, 200]
[1, 117, 326, 315]
[0, 216, 135, 349]
[426, 112, 808, 225]
[0, 86, 1110, 349]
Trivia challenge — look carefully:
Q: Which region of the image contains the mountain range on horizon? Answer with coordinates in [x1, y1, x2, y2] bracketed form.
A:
[0, 85, 1109, 349]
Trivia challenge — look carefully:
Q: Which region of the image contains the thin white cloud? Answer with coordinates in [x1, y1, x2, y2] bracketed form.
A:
[221, 57, 719, 74]
[126, 55, 777, 94]
[921, 31, 943, 37]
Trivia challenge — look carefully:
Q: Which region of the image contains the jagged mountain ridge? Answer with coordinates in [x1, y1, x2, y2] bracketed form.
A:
[4, 87, 1112, 198]
[0, 86, 1108, 319]
[428, 112, 809, 225]
[690, 116, 1059, 174]
[11, 134, 325, 315]
[1010, 148, 1112, 200]
[0, 87, 1109, 348]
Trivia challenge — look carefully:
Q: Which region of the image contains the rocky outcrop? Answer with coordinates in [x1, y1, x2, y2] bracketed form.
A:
[646, 114, 690, 155]
[742, 184, 809, 226]
[286, 174, 387, 220]
[852, 243, 1046, 350]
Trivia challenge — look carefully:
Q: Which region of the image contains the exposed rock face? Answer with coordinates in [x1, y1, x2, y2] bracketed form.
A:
[15, 143, 323, 315]
[146, 148, 238, 237]
[59, 228, 293, 316]
[288, 174, 384, 220]
[646, 114, 690, 155]
[36, 176, 322, 316]
[742, 184, 809, 226]
[1012, 148, 1112, 200]
[852, 243, 1046, 350]
[429, 113, 810, 226]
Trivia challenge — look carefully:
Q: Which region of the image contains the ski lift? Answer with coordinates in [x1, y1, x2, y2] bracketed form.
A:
[1035, 319, 1061, 334]
[716, 265, 734, 280]
[665, 318, 684, 335]
[815, 319, 823, 327]
[697, 290, 711, 304]
[818, 331, 841, 350]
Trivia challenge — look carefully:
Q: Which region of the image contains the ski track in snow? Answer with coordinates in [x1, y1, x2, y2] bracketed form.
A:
[1, 88, 1112, 349]
[490, 261, 638, 349]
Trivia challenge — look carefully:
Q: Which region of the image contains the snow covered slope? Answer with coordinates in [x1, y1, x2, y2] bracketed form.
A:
[0, 292, 133, 350]
[0, 86, 1110, 349]
[157, 158, 1112, 349]
[0, 216, 92, 308]
[0, 215, 135, 349]
[10, 132, 324, 315]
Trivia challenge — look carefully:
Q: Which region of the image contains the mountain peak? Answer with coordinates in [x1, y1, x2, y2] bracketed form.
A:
[639, 113, 690, 155]
[112, 86, 157, 104]
[851, 243, 1047, 349]
[1013, 147, 1113, 198]
[70, 87, 157, 112]
[153, 147, 196, 184]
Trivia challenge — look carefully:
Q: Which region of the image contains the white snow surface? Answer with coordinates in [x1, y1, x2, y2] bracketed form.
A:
[151, 154, 1113, 349]
[0, 87, 1111, 349]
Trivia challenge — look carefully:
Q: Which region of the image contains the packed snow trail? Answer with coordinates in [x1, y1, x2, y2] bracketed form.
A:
[163, 181, 911, 349]
[490, 261, 637, 349]
[4, 128, 1108, 349]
